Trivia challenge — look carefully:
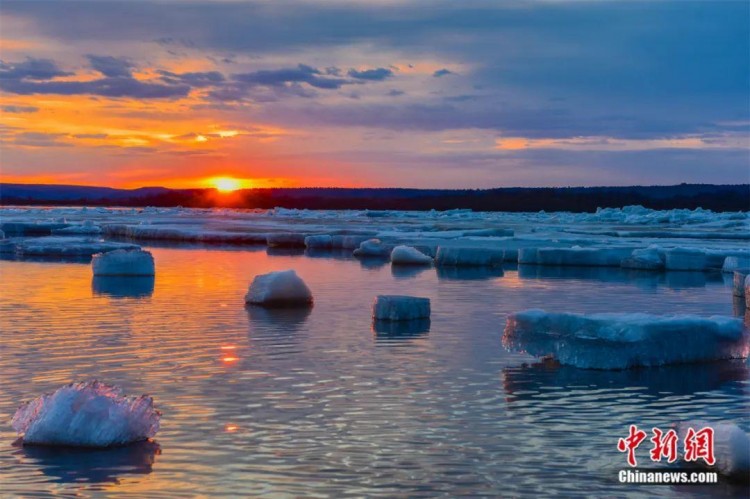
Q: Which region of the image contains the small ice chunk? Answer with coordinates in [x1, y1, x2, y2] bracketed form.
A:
[676, 421, 750, 481]
[664, 248, 706, 271]
[353, 238, 391, 257]
[503, 310, 749, 369]
[245, 269, 313, 307]
[621, 248, 664, 270]
[12, 380, 160, 447]
[373, 295, 431, 321]
[390, 245, 433, 265]
[92, 249, 155, 276]
[304, 235, 333, 249]
[733, 269, 749, 297]
[723, 256, 750, 273]
[435, 247, 505, 267]
[266, 233, 307, 248]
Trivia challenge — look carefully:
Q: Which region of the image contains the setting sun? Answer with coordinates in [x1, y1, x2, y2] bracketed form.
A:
[210, 177, 244, 192]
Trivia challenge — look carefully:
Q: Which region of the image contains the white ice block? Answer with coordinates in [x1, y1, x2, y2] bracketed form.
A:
[12, 380, 161, 447]
[503, 310, 749, 369]
[373, 295, 431, 321]
[245, 269, 313, 307]
[390, 245, 433, 265]
[92, 249, 155, 276]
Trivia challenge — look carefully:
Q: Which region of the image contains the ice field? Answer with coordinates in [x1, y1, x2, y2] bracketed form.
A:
[0, 205, 748, 496]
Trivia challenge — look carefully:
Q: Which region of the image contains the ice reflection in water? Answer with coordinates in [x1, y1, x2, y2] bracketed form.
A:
[0, 246, 747, 497]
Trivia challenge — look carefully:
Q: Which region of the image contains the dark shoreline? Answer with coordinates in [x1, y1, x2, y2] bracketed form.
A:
[1, 183, 748, 212]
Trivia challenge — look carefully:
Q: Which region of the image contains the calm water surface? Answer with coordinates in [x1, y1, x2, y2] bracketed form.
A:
[0, 245, 747, 497]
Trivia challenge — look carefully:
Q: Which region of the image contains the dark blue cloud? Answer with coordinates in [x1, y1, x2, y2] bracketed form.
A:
[0, 57, 72, 80]
[87, 55, 134, 77]
[348, 68, 393, 81]
[432, 68, 453, 77]
[232, 64, 348, 89]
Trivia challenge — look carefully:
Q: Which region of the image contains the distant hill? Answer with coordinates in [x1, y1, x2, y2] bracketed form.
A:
[1, 183, 748, 212]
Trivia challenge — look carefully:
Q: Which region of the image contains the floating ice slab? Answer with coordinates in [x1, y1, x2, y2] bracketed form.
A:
[92, 249, 155, 276]
[16, 237, 140, 257]
[266, 233, 307, 248]
[353, 238, 391, 257]
[304, 235, 333, 248]
[12, 380, 161, 447]
[723, 256, 750, 273]
[52, 221, 102, 235]
[103, 224, 267, 244]
[535, 247, 636, 267]
[503, 310, 749, 369]
[331, 235, 372, 249]
[676, 421, 750, 481]
[621, 248, 664, 271]
[390, 245, 433, 265]
[373, 295, 431, 321]
[245, 270, 313, 307]
[0, 222, 70, 236]
[435, 247, 504, 267]
[664, 248, 707, 271]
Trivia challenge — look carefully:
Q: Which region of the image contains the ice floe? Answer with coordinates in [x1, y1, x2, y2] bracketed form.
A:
[52, 220, 102, 235]
[245, 270, 313, 307]
[621, 248, 664, 270]
[503, 310, 749, 369]
[353, 238, 392, 258]
[15, 237, 140, 257]
[12, 380, 160, 447]
[675, 421, 750, 482]
[435, 247, 505, 267]
[723, 255, 750, 273]
[304, 234, 333, 248]
[92, 249, 155, 276]
[390, 245, 433, 265]
[664, 248, 707, 271]
[373, 295, 431, 321]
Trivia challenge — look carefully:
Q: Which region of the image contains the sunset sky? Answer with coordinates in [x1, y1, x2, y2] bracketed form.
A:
[0, 0, 748, 189]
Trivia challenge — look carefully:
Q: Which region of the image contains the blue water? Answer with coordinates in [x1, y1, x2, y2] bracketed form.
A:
[0, 245, 747, 497]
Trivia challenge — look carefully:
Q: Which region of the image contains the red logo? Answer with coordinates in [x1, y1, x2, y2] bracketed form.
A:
[683, 427, 715, 466]
[618, 425, 715, 467]
[617, 425, 648, 467]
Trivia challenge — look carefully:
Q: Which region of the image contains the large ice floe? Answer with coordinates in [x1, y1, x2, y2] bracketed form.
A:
[14, 237, 140, 257]
[503, 310, 749, 369]
[620, 248, 664, 271]
[390, 245, 433, 265]
[12, 380, 161, 447]
[92, 249, 155, 276]
[675, 421, 750, 482]
[373, 295, 431, 321]
[435, 247, 505, 267]
[245, 270, 313, 307]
